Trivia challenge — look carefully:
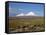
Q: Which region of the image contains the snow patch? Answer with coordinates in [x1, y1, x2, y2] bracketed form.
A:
[25, 12, 37, 16]
[16, 13, 25, 16]
[16, 12, 37, 17]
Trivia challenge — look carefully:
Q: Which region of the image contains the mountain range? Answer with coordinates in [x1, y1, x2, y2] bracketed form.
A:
[16, 12, 37, 17]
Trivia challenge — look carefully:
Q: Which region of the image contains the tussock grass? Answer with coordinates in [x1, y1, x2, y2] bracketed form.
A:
[9, 17, 45, 32]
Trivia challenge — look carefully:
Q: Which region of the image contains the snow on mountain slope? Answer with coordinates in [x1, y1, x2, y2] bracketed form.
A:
[16, 13, 24, 16]
[25, 12, 37, 16]
[16, 12, 37, 17]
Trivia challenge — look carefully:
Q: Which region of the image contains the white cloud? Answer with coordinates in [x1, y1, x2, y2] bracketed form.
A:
[18, 8, 23, 10]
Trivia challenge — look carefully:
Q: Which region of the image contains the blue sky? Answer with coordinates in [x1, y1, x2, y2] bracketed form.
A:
[9, 2, 44, 16]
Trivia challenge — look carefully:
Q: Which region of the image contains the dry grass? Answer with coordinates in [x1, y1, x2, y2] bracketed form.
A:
[9, 17, 45, 32]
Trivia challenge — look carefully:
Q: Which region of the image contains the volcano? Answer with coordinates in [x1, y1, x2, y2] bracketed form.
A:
[16, 12, 37, 17]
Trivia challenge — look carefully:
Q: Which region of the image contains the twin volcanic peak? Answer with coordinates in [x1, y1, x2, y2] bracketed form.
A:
[9, 12, 43, 19]
[16, 12, 38, 17]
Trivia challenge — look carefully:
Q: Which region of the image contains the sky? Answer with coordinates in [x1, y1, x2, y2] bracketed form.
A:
[9, 2, 44, 17]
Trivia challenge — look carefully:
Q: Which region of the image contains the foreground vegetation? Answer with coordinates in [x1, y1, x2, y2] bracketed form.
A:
[9, 17, 45, 32]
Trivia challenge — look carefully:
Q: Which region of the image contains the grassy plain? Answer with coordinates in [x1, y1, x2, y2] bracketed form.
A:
[9, 16, 45, 32]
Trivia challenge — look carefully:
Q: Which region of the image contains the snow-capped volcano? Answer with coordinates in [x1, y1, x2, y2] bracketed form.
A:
[25, 12, 37, 16]
[16, 12, 37, 17]
[16, 13, 24, 16]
